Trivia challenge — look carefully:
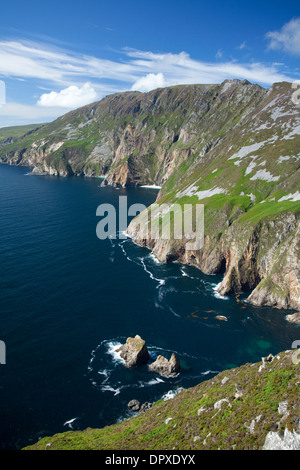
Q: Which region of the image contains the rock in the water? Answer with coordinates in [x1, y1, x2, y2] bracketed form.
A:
[127, 399, 141, 411]
[116, 335, 150, 368]
[127, 400, 152, 413]
[148, 353, 180, 376]
[215, 315, 227, 321]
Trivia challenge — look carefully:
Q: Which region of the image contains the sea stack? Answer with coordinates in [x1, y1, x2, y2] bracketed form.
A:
[116, 335, 150, 368]
[148, 353, 181, 377]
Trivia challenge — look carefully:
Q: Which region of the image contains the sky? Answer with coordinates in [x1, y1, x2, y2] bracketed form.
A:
[0, 0, 300, 127]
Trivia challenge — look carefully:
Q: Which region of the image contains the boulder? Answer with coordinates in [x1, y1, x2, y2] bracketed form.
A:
[116, 335, 150, 368]
[127, 399, 141, 411]
[127, 400, 152, 413]
[148, 353, 180, 377]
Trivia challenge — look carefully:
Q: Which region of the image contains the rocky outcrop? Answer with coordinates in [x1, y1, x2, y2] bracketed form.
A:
[263, 428, 300, 450]
[148, 353, 180, 377]
[116, 335, 150, 368]
[127, 400, 152, 413]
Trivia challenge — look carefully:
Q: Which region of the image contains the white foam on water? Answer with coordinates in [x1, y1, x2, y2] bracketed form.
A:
[139, 257, 166, 287]
[97, 369, 109, 382]
[101, 385, 121, 396]
[212, 282, 229, 300]
[180, 266, 198, 280]
[148, 253, 163, 265]
[157, 285, 176, 302]
[201, 370, 220, 376]
[138, 377, 165, 387]
[148, 345, 198, 360]
[162, 388, 184, 401]
[118, 230, 131, 239]
[118, 239, 136, 264]
[180, 267, 189, 277]
[155, 285, 181, 317]
[105, 341, 124, 365]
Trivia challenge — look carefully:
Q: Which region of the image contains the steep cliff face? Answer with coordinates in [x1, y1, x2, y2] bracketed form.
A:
[1, 79, 299, 316]
[0, 80, 266, 181]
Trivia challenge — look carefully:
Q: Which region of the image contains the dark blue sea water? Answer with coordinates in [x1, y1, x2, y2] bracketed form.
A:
[0, 164, 298, 450]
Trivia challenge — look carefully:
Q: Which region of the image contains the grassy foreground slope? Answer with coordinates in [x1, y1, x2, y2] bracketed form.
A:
[24, 350, 299, 450]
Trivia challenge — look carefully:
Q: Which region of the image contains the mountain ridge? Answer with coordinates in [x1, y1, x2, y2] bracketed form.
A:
[0, 79, 299, 318]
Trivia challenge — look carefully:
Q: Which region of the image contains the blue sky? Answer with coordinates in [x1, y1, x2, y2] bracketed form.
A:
[0, 0, 300, 127]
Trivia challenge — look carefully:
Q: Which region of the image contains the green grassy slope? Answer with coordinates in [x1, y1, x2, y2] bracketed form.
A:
[24, 350, 299, 450]
[0, 123, 46, 141]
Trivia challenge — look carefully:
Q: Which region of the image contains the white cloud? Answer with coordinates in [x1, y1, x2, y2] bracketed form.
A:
[0, 39, 299, 126]
[266, 17, 300, 55]
[131, 73, 166, 92]
[37, 82, 98, 108]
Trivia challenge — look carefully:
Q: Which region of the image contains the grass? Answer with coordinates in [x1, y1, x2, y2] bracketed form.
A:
[0, 123, 46, 140]
[237, 200, 300, 224]
[23, 350, 299, 451]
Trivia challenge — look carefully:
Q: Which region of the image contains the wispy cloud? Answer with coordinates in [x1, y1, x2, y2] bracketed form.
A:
[0, 39, 296, 90]
[237, 41, 247, 50]
[126, 49, 295, 91]
[0, 38, 298, 126]
[266, 17, 300, 56]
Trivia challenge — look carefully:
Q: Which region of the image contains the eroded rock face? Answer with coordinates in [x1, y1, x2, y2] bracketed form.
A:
[126, 206, 300, 320]
[116, 335, 150, 368]
[148, 353, 180, 377]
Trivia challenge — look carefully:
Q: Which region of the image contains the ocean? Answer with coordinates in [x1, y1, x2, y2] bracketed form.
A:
[0, 163, 298, 449]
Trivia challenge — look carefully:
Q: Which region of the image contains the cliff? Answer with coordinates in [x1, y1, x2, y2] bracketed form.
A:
[23, 349, 300, 450]
[0, 79, 299, 316]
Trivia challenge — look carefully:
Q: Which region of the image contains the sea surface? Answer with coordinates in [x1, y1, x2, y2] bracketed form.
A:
[0, 164, 298, 450]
